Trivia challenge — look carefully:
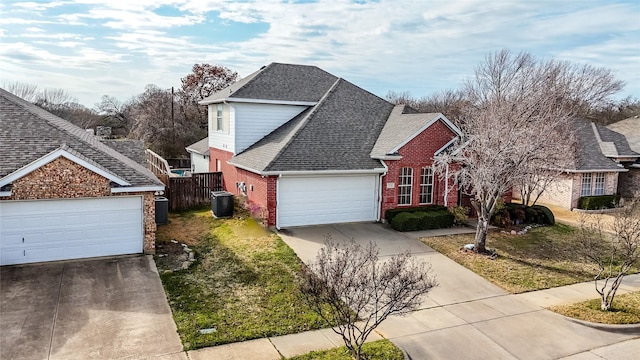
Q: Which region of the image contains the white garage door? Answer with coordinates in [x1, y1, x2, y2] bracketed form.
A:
[278, 175, 379, 228]
[0, 197, 143, 265]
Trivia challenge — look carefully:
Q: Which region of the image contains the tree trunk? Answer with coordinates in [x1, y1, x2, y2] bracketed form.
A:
[600, 297, 611, 311]
[475, 216, 488, 253]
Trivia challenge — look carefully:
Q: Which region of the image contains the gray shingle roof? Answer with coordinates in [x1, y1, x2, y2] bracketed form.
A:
[185, 137, 209, 156]
[230, 79, 394, 172]
[0, 89, 164, 188]
[606, 117, 640, 154]
[571, 118, 629, 171]
[371, 105, 446, 158]
[101, 139, 147, 166]
[199, 63, 338, 104]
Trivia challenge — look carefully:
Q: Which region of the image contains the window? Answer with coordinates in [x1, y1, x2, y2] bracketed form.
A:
[398, 167, 413, 205]
[581, 172, 606, 196]
[594, 173, 605, 195]
[581, 173, 592, 196]
[216, 104, 223, 131]
[212, 103, 229, 132]
[419, 167, 434, 204]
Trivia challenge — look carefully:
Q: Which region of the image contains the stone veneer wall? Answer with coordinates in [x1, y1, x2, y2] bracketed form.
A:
[1, 157, 156, 254]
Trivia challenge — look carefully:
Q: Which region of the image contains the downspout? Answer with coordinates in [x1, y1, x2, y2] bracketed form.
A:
[378, 161, 389, 222]
[275, 174, 282, 230]
[444, 164, 449, 207]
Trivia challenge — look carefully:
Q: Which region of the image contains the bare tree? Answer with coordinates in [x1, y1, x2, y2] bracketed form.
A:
[3, 81, 39, 102]
[299, 239, 436, 360]
[434, 50, 586, 253]
[386, 89, 466, 120]
[577, 197, 640, 310]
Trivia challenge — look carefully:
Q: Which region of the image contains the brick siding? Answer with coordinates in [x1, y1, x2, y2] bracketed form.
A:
[381, 120, 459, 216]
[209, 147, 276, 225]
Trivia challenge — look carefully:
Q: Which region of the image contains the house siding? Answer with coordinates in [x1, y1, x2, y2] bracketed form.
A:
[381, 120, 458, 217]
[618, 168, 640, 198]
[0, 157, 156, 253]
[209, 147, 276, 225]
[190, 153, 209, 173]
[234, 103, 308, 153]
[208, 103, 235, 153]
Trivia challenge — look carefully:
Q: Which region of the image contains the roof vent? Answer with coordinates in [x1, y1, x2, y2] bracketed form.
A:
[260, 65, 266, 69]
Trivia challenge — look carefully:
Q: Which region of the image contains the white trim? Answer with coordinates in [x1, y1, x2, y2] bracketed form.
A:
[199, 97, 317, 106]
[0, 148, 130, 188]
[371, 154, 403, 160]
[276, 174, 282, 230]
[388, 114, 463, 155]
[0, 191, 11, 197]
[111, 185, 165, 193]
[228, 160, 387, 176]
[434, 137, 459, 156]
[377, 161, 389, 222]
[565, 168, 628, 173]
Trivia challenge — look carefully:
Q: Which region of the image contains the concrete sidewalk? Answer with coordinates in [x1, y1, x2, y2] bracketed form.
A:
[187, 223, 640, 359]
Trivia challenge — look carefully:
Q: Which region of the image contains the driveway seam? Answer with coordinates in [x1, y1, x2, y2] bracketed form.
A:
[47, 262, 65, 360]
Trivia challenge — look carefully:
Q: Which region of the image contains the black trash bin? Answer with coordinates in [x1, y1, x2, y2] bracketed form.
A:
[155, 196, 169, 225]
[211, 191, 234, 218]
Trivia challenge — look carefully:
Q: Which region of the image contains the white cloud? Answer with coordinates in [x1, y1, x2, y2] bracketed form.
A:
[1, 0, 638, 106]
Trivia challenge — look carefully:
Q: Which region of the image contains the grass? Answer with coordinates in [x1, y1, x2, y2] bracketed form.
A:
[422, 224, 621, 293]
[156, 207, 329, 350]
[549, 291, 640, 324]
[287, 340, 404, 360]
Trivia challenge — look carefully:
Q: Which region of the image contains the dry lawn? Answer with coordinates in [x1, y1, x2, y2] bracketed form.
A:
[549, 291, 640, 324]
[422, 224, 610, 293]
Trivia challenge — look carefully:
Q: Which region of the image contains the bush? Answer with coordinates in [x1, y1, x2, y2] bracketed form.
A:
[391, 212, 419, 232]
[491, 203, 554, 226]
[531, 205, 555, 225]
[391, 210, 454, 232]
[385, 205, 448, 223]
[578, 195, 621, 210]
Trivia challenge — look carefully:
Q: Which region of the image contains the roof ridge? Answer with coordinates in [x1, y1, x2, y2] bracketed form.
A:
[0, 88, 162, 186]
[263, 78, 343, 171]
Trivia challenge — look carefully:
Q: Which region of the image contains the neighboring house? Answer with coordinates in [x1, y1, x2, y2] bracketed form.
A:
[199, 63, 461, 228]
[0, 89, 165, 265]
[607, 116, 640, 198]
[527, 118, 639, 209]
[185, 137, 210, 173]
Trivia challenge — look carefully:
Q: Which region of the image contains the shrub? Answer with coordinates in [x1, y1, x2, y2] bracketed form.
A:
[391, 210, 454, 232]
[531, 205, 555, 225]
[385, 205, 448, 223]
[450, 206, 470, 226]
[391, 212, 418, 232]
[578, 195, 621, 210]
[491, 203, 555, 226]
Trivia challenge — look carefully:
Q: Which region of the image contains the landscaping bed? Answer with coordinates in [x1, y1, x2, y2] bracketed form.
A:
[422, 224, 609, 293]
[549, 291, 640, 324]
[288, 339, 404, 360]
[155, 207, 330, 350]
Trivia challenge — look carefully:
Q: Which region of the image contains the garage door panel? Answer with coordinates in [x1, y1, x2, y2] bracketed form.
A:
[278, 175, 378, 228]
[0, 197, 143, 265]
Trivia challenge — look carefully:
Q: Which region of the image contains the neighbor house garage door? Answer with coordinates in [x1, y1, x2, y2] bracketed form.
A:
[277, 175, 378, 228]
[0, 197, 143, 265]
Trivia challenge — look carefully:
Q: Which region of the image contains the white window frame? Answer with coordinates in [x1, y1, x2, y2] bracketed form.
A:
[581, 173, 592, 196]
[594, 173, 605, 195]
[419, 167, 434, 204]
[398, 167, 413, 206]
[216, 104, 223, 131]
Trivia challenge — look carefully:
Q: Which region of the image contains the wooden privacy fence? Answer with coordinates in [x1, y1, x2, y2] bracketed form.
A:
[166, 172, 223, 211]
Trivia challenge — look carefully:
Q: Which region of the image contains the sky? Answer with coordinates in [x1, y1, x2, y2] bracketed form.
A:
[1, 0, 639, 108]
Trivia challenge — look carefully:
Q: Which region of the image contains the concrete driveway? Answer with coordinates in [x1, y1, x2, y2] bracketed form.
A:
[0, 256, 186, 360]
[278, 223, 640, 360]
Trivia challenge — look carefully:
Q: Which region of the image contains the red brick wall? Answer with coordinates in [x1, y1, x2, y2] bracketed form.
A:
[209, 147, 276, 225]
[381, 120, 459, 217]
